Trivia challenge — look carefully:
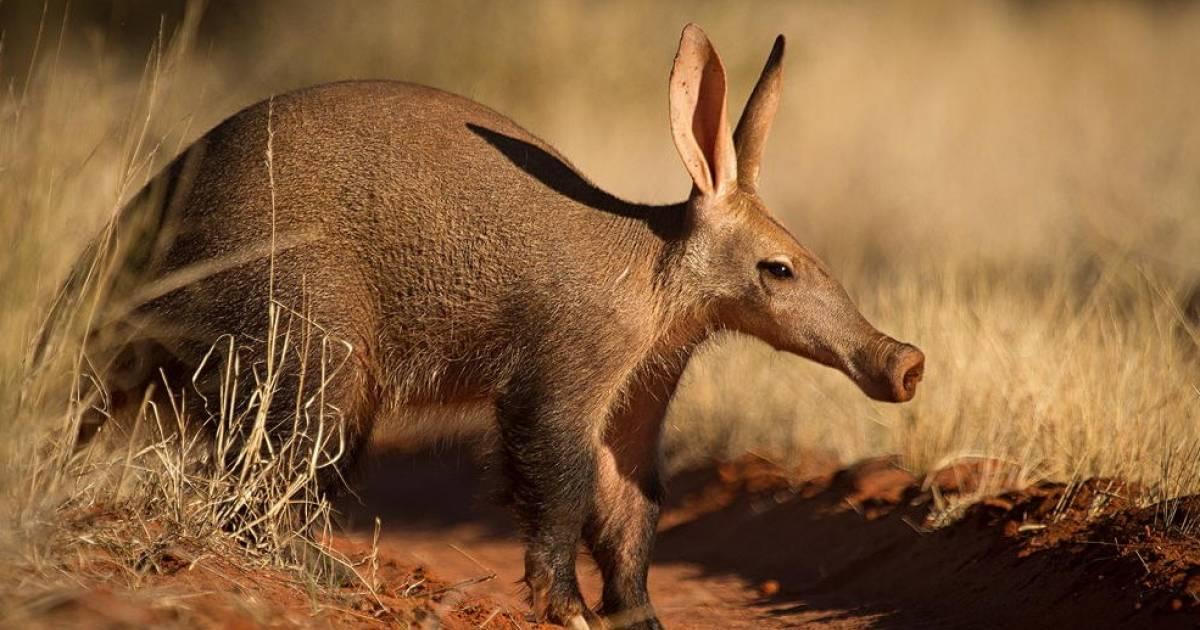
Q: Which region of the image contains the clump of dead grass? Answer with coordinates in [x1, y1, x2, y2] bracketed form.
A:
[1, 262, 385, 623]
[0, 12, 386, 624]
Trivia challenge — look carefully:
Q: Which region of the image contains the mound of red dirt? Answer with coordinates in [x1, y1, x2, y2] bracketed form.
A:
[655, 454, 1200, 629]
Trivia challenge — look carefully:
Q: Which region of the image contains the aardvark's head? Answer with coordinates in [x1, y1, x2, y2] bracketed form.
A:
[669, 24, 924, 403]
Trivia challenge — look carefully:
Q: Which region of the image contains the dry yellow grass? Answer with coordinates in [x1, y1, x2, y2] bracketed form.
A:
[2, 2, 1199, 587]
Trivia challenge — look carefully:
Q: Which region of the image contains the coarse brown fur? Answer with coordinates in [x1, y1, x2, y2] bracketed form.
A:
[61, 25, 923, 629]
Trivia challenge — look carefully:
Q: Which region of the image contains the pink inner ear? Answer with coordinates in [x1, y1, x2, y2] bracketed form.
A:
[670, 26, 737, 198]
[691, 59, 726, 190]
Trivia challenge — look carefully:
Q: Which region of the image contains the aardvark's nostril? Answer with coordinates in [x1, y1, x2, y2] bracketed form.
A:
[892, 346, 925, 403]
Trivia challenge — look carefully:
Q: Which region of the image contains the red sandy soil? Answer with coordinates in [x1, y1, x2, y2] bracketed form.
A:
[339, 448, 1200, 629]
[15, 448, 1200, 629]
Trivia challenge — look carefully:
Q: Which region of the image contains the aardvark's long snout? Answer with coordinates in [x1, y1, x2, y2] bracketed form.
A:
[850, 336, 925, 403]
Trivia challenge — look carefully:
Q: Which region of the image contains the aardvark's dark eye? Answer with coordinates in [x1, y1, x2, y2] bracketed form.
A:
[758, 259, 794, 279]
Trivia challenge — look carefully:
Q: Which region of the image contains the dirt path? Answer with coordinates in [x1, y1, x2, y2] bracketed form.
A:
[363, 519, 822, 629]
[340, 448, 1200, 630]
[341, 450, 873, 629]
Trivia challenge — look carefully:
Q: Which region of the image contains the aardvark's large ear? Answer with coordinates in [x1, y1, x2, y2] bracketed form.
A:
[669, 24, 737, 199]
[733, 35, 785, 192]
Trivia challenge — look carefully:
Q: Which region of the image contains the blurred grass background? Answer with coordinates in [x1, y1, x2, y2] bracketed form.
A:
[2, 0, 1199, 497]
